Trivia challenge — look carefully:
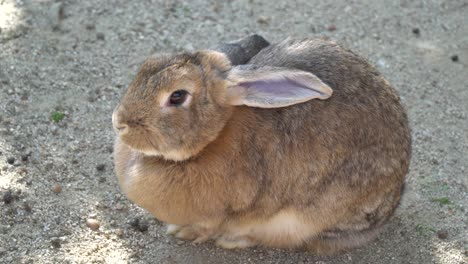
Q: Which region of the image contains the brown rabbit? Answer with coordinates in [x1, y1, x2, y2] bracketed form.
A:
[112, 38, 411, 255]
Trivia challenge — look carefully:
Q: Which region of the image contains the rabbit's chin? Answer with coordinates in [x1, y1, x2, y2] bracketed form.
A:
[139, 148, 193, 162]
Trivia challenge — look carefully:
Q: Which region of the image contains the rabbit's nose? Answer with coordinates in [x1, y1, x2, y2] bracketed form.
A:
[115, 123, 128, 133]
[112, 111, 129, 135]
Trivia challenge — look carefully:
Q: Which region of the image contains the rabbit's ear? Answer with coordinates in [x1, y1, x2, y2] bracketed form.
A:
[226, 65, 333, 108]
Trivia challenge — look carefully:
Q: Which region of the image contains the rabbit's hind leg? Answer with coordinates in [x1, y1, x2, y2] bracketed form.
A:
[166, 224, 216, 244]
[305, 226, 382, 255]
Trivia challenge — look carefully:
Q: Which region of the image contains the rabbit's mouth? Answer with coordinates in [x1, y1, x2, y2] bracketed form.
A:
[126, 139, 193, 162]
[138, 148, 163, 157]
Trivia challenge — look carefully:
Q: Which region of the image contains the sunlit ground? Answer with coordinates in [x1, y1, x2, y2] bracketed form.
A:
[1, 0, 22, 187]
[0, 0, 22, 32]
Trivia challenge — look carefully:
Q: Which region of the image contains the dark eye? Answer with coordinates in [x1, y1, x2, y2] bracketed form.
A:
[169, 90, 188, 106]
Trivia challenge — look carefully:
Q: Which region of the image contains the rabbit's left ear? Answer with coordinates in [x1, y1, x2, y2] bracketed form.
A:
[226, 65, 333, 108]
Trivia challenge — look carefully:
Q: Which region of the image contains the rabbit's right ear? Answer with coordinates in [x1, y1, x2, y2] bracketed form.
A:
[226, 65, 333, 108]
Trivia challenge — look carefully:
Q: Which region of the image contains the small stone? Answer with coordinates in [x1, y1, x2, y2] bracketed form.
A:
[51, 237, 61, 248]
[451, 55, 459, 62]
[86, 219, 100, 231]
[96, 164, 105, 172]
[327, 24, 337, 31]
[6, 157, 15, 164]
[137, 220, 149, 232]
[52, 184, 62, 194]
[48, 2, 65, 31]
[0, 225, 8, 234]
[18, 167, 28, 175]
[376, 58, 388, 69]
[129, 218, 140, 229]
[85, 24, 95, 31]
[0, 247, 6, 255]
[106, 146, 113, 153]
[21, 154, 29, 162]
[3, 191, 13, 204]
[257, 16, 269, 25]
[96, 32, 105, 41]
[176, 240, 184, 245]
[23, 202, 32, 212]
[412, 28, 420, 35]
[115, 229, 124, 237]
[437, 229, 448, 239]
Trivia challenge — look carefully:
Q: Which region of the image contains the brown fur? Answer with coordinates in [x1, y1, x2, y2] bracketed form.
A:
[113, 38, 411, 255]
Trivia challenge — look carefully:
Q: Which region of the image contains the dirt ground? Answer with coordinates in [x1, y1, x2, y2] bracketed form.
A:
[0, 0, 467, 263]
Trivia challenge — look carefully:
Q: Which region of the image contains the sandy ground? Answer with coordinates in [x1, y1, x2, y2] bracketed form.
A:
[0, 0, 467, 263]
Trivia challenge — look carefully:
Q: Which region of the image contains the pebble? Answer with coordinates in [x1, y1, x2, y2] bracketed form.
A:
[437, 229, 448, 239]
[327, 24, 337, 31]
[137, 220, 149, 232]
[257, 16, 269, 25]
[86, 219, 100, 231]
[6, 157, 15, 164]
[96, 164, 105, 172]
[376, 58, 388, 69]
[451, 55, 459, 62]
[18, 167, 28, 175]
[85, 24, 95, 31]
[48, 2, 65, 31]
[52, 184, 62, 194]
[0, 224, 9, 234]
[21, 154, 29, 162]
[129, 218, 140, 229]
[96, 33, 105, 41]
[412, 28, 420, 35]
[23, 201, 32, 212]
[129, 217, 149, 232]
[115, 228, 124, 237]
[51, 237, 61, 248]
[3, 191, 14, 204]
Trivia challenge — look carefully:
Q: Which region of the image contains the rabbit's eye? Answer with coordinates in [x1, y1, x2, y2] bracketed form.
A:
[169, 90, 188, 106]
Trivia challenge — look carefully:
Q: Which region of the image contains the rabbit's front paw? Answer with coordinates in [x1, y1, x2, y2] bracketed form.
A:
[166, 224, 212, 244]
[215, 235, 256, 249]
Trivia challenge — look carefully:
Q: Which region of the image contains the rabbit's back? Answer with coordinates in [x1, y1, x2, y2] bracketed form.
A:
[248, 38, 411, 170]
[236, 38, 412, 243]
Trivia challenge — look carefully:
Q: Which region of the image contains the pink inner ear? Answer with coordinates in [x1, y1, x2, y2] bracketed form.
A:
[239, 78, 327, 97]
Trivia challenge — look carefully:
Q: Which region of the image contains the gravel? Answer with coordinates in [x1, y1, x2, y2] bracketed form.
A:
[0, 0, 467, 263]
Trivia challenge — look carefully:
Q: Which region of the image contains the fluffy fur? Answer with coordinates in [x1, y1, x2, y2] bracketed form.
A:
[113, 38, 411, 255]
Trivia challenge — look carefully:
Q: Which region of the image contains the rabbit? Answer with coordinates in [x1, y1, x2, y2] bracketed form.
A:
[112, 37, 411, 255]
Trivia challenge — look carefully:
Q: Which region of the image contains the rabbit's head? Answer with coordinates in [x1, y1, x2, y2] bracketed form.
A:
[112, 51, 333, 161]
